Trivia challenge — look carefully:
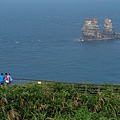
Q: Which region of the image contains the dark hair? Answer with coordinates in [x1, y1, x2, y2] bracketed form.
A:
[5, 73, 7, 75]
[1, 73, 3, 75]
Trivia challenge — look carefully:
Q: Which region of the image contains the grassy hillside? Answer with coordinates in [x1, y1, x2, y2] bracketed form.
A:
[0, 82, 120, 120]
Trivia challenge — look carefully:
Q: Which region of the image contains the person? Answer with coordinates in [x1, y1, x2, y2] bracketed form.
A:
[0, 73, 5, 86]
[5, 73, 13, 86]
[5, 73, 8, 84]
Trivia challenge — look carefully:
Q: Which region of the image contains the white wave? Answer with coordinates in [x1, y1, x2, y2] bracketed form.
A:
[74, 38, 84, 42]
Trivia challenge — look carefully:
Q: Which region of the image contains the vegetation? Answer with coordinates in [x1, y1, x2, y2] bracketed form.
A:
[0, 82, 120, 120]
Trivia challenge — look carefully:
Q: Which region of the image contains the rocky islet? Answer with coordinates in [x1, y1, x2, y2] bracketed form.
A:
[80, 18, 120, 41]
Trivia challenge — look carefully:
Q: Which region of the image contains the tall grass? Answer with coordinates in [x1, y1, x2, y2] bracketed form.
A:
[0, 82, 120, 120]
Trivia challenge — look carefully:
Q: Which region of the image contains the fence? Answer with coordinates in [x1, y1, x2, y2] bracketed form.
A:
[12, 78, 120, 94]
[74, 83, 120, 94]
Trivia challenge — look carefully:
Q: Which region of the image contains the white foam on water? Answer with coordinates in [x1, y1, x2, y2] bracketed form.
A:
[74, 38, 84, 42]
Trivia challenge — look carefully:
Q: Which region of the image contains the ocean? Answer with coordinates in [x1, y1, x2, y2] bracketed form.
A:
[0, 0, 120, 84]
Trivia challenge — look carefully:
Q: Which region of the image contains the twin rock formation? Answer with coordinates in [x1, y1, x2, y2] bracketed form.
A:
[80, 18, 120, 41]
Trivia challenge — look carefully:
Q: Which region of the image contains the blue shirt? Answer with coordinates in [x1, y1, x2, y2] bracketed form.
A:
[0, 75, 5, 83]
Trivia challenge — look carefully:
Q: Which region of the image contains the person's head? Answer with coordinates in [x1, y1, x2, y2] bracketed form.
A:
[5, 73, 7, 76]
[7, 73, 10, 76]
[1, 73, 3, 75]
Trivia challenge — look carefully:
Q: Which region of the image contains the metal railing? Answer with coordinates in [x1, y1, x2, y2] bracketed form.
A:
[12, 78, 120, 94]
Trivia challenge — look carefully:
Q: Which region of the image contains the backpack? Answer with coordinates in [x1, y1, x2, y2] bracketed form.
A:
[9, 76, 13, 82]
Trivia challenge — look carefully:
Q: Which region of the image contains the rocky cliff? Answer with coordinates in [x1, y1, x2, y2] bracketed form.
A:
[80, 18, 120, 41]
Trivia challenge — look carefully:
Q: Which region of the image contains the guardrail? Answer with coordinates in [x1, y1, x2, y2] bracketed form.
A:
[74, 83, 120, 94]
[12, 78, 55, 84]
[12, 78, 120, 94]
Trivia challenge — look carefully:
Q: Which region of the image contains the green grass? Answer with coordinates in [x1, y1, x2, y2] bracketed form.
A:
[0, 82, 120, 120]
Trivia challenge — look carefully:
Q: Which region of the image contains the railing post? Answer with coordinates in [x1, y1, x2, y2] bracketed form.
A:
[85, 84, 87, 94]
[111, 85, 114, 93]
[98, 85, 100, 93]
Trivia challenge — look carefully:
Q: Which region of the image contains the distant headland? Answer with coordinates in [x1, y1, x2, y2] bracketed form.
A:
[80, 18, 120, 41]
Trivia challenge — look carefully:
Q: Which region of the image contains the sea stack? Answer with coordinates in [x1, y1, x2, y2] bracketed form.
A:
[81, 18, 102, 40]
[80, 18, 120, 41]
[103, 18, 115, 38]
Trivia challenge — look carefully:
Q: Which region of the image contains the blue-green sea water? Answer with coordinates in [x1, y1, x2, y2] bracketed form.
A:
[0, 0, 120, 84]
